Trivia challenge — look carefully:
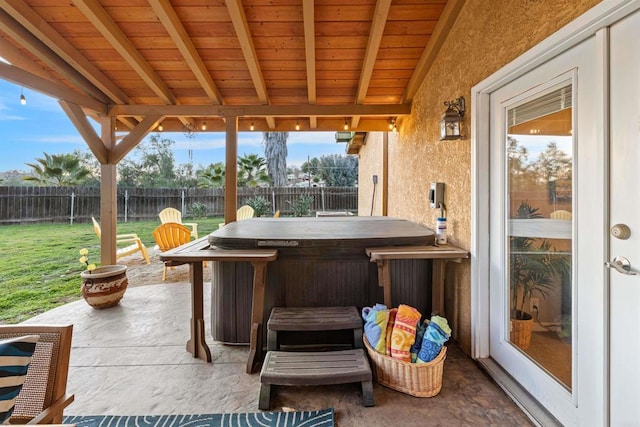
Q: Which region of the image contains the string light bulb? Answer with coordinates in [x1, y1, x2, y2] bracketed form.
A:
[343, 118, 349, 130]
[19, 87, 26, 105]
[201, 121, 207, 131]
[295, 118, 300, 131]
[158, 122, 163, 131]
[250, 121, 255, 131]
[389, 120, 394, 130]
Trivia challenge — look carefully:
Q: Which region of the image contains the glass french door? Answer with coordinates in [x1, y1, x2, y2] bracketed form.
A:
[488, 34, 606, 424]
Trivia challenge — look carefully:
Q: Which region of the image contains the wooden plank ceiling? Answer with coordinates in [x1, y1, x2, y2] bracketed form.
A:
[0, 0, 461, 133]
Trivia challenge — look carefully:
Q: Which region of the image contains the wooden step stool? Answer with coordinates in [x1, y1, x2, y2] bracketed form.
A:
[259, 349, 374, 410]
[267, 306, 363, 351]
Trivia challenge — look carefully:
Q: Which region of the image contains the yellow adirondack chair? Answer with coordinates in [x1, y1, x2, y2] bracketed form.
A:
[153, 222, 192, 281]
[218, 205, 255, 228]
[91, 217, 151, 264]
[158, 207, 198, 239]
[550, 209, 572, 220]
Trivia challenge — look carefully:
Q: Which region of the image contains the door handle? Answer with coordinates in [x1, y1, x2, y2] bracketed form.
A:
[604, 256, 638, 276]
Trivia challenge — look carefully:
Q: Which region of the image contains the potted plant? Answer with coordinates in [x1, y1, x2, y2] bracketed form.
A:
[79, 249, 128, 309]
[509, 202, 570, 349]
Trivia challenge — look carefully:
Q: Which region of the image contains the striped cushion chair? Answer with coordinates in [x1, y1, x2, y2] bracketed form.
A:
[0, 325, 74, 424]
[0, 335, 39, 423]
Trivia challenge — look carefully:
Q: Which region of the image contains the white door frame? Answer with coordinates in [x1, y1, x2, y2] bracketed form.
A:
[471, 0, 640, 423]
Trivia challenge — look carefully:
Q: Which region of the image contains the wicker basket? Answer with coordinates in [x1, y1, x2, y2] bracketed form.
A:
[363, 336, 447, 397]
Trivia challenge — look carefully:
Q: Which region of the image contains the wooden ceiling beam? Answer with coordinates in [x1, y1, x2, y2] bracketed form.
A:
[148, 0, 223, 105]
[0, 62, 107, 113]
[109, 115, 162, 164]
[225, 0, 275, 129]
[403, 0, 466, 103]
[0, 38, 57, 82]
[59, 100, 108, 164]
[110, 103, 410, 118]
[351, 0, 392, 130]
[73, 0, 177, 105]
[125, 117, 396, 132]
[0, 0, 130, 104]
[0, 8, 110, 103]
[302, 0, 317, 129]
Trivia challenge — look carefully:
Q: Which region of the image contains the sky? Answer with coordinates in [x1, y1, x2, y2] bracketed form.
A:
[0, 79, 348, 172]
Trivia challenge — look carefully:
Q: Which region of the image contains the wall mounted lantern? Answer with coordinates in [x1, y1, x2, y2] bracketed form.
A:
[439, 96, 465, 140]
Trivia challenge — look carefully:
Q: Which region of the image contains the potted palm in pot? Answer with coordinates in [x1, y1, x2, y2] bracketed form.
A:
[509, 202, 570, 349]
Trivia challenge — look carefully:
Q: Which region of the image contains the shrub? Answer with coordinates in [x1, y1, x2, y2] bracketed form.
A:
[287, 194, 314, 217]
[245, 195, 271, 217]
[188, 202, 208, 219]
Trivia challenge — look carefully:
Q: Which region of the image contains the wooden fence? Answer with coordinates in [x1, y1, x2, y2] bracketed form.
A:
[0, 186, 357, 224]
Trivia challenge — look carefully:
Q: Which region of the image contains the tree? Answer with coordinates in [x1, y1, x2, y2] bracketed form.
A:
[197, 162, 226, 188]
[136, 134, 178, 187]
[115, 133, 183, 188]
[73, 149, 101, 186]
[24, 153, 91, 186]
[263, 132, 288, 186]
[237, 153, 270, 187]
[302, 154, 358, 187]
[531, 141, 572, 183]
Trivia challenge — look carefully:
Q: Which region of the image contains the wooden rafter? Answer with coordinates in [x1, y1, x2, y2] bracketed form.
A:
[59, 100, 108, 164]
[72, 0, 177, 105]
[302, 0, 317, 129]
[0, 62, 106, 113]
[148, 0, 223, 105]
[351, 0, 392, 130]
[0, 9, 109, 103]
[403, 0, 466, 103]
[225, 0, 275, 129]
[0, 38, 56, 82]
[0, 0, 130, 105]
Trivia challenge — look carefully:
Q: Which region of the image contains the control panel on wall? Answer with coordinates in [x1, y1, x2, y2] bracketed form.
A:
[429, 182, 445, 209]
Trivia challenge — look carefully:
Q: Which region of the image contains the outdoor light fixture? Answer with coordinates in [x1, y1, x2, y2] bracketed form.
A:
[201, 121, 207, 131]
[295, 118, 300, 131]
[344, 119, 349, 130]
[250, 121, 255, 131]
[20, 87, 26, 105]
[439, 96, 465, 140]
[388, 119, 394, 130]
[158, 122, 163, 131]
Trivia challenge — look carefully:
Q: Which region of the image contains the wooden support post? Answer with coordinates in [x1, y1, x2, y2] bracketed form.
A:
[224, 116, 238, 224]
[100, 117, 117, 266]
[248, 260, 268, 373]
[187, 261, 211, 362]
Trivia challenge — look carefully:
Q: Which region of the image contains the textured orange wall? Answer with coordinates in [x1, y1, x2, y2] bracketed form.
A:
[363, 0, 600, 353]
[357, 133, 384, 216]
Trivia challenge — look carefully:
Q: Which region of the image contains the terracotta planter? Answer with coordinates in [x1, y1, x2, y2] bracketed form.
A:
[510, 312, 533, 350]
[80, 265, 128, 309]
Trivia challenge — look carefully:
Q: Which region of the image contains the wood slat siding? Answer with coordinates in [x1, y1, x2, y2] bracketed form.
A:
[0, 186, 356, 224]
[211, 253, 431, 344]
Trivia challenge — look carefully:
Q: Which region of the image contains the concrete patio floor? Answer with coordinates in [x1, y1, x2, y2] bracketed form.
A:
[23, 281, 533, 426]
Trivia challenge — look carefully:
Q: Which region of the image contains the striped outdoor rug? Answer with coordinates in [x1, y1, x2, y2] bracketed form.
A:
[63, 408, 334, 427]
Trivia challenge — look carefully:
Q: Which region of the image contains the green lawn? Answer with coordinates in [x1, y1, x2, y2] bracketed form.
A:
[0, 218, 223, 324]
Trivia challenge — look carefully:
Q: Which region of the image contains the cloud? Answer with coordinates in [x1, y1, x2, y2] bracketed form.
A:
[288, 132, 338, 146]
[28, 135, 86, 145]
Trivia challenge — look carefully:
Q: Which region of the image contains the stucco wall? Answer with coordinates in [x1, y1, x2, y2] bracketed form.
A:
[358, 132, 397, 216]
[359, 0, 600, 354]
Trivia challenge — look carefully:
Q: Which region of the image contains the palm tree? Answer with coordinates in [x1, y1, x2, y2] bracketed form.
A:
[24, 153, 91, 186]
[237, 153, 270, 187]
[263, 132, 288, 187]
[197, 162, 225, 188]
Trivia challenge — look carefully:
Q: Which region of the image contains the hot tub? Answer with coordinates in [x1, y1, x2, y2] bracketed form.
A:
[208, 216, 435, 344]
